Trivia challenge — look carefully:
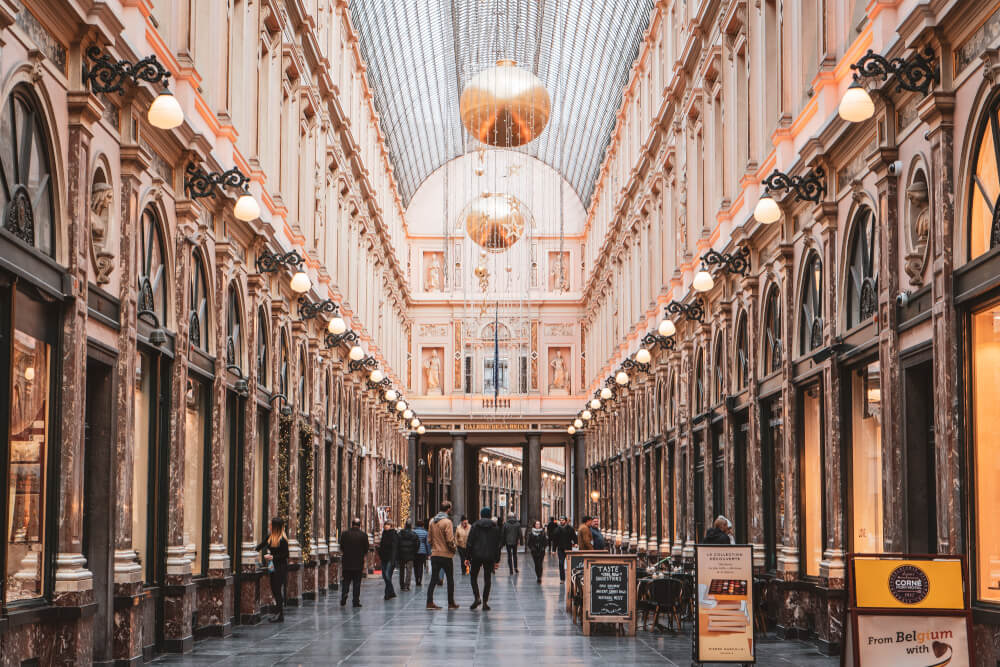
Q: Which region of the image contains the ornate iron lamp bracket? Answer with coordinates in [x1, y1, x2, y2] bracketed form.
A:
[184, 163, 250, 200]
[83, 46, 173, 95]
[642, 331, 675, 351]
[349, 355, 379, 373]
[325, 329, 359, 349]
[256, 249, 304, 274]
[621, 357, 651, 375]
[298, 297, 339, 321]
[851, 46, 938, 95]
[666, 298, 706, 324]
[702, 246, 750, 277]
[762, 167, 826, 203]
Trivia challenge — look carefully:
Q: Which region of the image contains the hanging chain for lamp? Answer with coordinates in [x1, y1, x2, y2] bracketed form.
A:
[702, 246, 751, 277]
[761, 167, 827, 203]
[184, 163, 250, 199]
[83, 46, 173, 94]
[851, 46, 938, 95]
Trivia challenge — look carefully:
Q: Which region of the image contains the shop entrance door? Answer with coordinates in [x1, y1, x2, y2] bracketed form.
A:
[903, 354, 936, 553]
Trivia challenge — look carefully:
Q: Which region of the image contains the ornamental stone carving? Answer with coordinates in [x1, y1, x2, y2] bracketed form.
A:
[904, 176, 930, 288]
[89, 178, 115, 285]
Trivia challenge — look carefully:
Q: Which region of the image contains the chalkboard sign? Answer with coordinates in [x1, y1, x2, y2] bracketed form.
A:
[589, 563, 629, 616]
[564, 550, 607, 612]
[581, 554, 637, 636]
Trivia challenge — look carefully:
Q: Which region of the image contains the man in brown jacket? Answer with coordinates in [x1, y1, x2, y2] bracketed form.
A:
[426, 501, 459, 609]
[576, 515, 594, 551]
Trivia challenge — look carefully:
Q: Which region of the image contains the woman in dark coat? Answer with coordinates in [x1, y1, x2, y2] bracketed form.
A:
[527, 520, 548, 584]
[257, 517, 290, 622]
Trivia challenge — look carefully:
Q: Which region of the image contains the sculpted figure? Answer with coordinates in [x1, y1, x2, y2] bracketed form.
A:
[424, 350, 442, 394]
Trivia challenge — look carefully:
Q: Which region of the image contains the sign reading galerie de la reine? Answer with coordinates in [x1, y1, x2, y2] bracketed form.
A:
[843, 554, 974, 667]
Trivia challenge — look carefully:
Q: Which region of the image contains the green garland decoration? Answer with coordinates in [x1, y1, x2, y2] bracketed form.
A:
[277, 414, 292, 525]
[400, 471, 411, 527]
[299, 422, 315, 558]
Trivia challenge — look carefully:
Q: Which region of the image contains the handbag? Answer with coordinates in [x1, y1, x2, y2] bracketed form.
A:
[267, 560, 275, 573]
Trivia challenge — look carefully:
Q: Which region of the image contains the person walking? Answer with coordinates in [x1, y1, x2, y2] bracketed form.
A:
[590, 516, 606, 550]
[378, 521, 398, 600]
[396, 520, 419, 591]
[552, 516, 576, 582]
[526, 520, 547, 584]
[339, 517, 369, 608]
[546, 517, 558, 554]
[576, 515, 594, 551]
[413, 519, 430, 587]
[456, 516, 471, 575]
[256, 517, 289, 622]
[465, 507, 502, 610]
[426, 501, 458, 610]
[502, 514, 522, 574]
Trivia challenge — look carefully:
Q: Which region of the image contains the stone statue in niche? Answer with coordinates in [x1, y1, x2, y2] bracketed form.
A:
[426, 253, 443, 292]
[423, 349, 443, 395]
[549, 349, 569, 394]
[89, 180, 115, 285]
[549, 252, 569, 292]
[904, 178, 930, 288]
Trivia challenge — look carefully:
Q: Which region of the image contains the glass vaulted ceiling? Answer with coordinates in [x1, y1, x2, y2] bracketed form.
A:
[349, 0, 655, 207]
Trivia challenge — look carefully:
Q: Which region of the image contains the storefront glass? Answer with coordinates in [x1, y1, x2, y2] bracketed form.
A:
[850, 363, 883, 553]
[5, 329, 50, 602]
[133, 351, 153, 579]
[802, 387, 822, 577]
[972, 303, 1000, 602]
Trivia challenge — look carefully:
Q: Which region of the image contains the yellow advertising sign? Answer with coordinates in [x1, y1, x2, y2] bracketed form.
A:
[853, 558, 965, 610]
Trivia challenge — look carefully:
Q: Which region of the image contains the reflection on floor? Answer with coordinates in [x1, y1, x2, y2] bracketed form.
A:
[152, 553, 837, 666]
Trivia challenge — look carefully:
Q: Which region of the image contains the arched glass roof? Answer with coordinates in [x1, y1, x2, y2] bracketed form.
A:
[349, 0, 655, 208]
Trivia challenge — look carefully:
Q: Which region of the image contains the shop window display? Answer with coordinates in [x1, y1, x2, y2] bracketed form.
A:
[972, 303, 1000, 602]
[850, 362, 883, 553]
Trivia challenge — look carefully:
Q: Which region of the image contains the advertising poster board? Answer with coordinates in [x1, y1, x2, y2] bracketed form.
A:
[842, 554, 974, 667]
[581, 554, 637, 636]
[694, 545, 755, 664]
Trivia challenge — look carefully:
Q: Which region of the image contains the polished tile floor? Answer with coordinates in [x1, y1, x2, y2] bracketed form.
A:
[153, 553, 838, 666]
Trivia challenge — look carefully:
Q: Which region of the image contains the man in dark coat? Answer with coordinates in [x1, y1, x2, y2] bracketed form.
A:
[552, 516, 577, 582]
[340, 517, 370, 607]
[465, 507, 503, 610]
[702, 516, 732, 545]
[396, 521, 419, 591]
[378, 521, 398, 600]
[502, 515, 522, 574]
[546, 517, 558, 553]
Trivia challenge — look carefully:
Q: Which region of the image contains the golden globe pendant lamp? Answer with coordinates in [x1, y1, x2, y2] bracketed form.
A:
[463, 192, 527, 252]
[385, 389, 398, 402]
[615, 370, 630, 385]
[328, 317, 347, 335]
[148, 89, 183, 130]
[635, 348, 652, 364]
[600, 386, 613, 400]
[658, 318, 676, 337]
[348, 345, 365, 361]
[589, 398, 601, 410]
[290, 270, 311, 294]
[754, 191, 782, 224]
[573, 418, 583, 429]
[403, 409, 414, 420]
[369, 369, 384, 383]
[567, 425, 576, 435]
[233, 191, 260, 221]
[417, 425, 426, 434]
[460, 60, 551, 148]
[693, 269, 715, 292]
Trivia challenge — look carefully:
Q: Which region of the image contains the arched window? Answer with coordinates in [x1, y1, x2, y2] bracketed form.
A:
[226, 285, 242, 368]
[713, 335, 725, 402]
[189, 251, 209, 351]
[138, 207, 167, 326]
[298, 345, 308, 412]
[694, 349, 706, 413]
[800, 253, 823, 353]
[846, 206, 878, 328]
[762, 287, 782, 375]
[256, 307, 269, 387]
[969, 93, 1000, 258]
[735, 313, 749, 390]
[0, 87, 55, 256]
[279, 331, 289, 397]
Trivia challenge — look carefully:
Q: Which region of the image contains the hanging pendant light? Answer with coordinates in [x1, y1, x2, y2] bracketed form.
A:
[754, 191, 782, 224]
[403, 408, 414, 420]
[385, 389, 398, 402]
[839, 81, 875, 123]
[589, 398, 601, 410]
[348, 345, 365, 361]
[567, 425, 576, 435]
[148, 88, 184, 130]
[233, 189, 261, 221]
[328, 317, 347, 335]
[658, 318, 676, 337]
[692, 269, 715, 292]
[615, 371, 630, 385]
[573, 418, 583, 429]
[635, 348, 652, 364]
[582, 410, 593, 421]
[600, 386, 613, 400]
[290, 270, 311, 293]
[396, 400, 407, 412]
[369, 369, 384, 383]
[417, 425, 426, 435]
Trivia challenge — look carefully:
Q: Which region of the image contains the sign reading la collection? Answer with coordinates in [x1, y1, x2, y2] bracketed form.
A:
[694, 545, 755, 663]
[843, 554, 974, 667]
